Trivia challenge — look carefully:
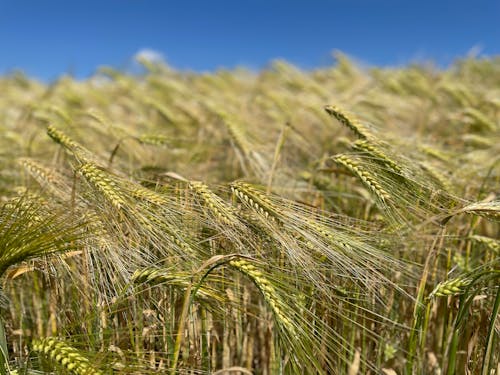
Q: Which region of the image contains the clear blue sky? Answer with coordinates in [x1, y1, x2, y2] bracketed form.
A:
[0, 0, 499, 81]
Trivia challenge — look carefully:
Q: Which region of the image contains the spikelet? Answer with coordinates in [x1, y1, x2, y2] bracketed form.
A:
[331, 154, 391, 202]
[302, 217, 353, 254]
[438, 82, 475, 106]
[299, 171, 335, 191]
[324, 105, 374, 139]
[4, 192, 48, 224]
[229, 259, 296, 335]
[49, 105, 72, 124]
[32, 337, 103, 375]
[461, 134, 495, 148]
[417, 144, 450, 162]
[135, 212, 197, 257]
[429, 277, 472, 298]
[189, 180, 239, 226]
[78, 163, 126, 209]
[46, 125, 94, 162]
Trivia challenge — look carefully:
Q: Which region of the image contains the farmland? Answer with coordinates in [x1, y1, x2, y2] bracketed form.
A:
[0, 55, 499, 374]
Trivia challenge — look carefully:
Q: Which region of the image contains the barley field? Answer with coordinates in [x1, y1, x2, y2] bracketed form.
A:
[0, 54, 498, 374]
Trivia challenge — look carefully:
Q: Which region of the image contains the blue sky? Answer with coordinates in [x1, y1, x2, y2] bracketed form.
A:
[0, 0, 498, 81]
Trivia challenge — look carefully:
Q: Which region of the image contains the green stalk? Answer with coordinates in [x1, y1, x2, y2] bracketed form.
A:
[0, 318, 7, 375]
[481, 286, 500, 375]
[170, 281, 193, 375]
[407, 231, 442, 374]
[200, 307, 210, 372]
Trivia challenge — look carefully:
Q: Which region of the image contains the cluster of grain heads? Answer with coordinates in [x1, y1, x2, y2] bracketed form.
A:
[0, 56, 499, 374]
[32, 338, 103, 375]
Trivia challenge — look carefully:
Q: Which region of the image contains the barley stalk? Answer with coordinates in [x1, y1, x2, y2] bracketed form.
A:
[145, 97, 179, 124]
[462, 107, 497, 132]
[302, 217, 353, 253]
[419, 161, 453, 192]
[219, 112, 252, 158]
[86, 108, 114, 130]
[459, 201, 500, 220]
[130, 185, 169, 206]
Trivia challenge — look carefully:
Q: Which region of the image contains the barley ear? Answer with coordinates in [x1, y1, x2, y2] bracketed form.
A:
[429, 277, 472, 298]
[331, 154, 391, 202]
[324, 105, 373, 139]
[189, 180, 239, 226]
[32, 337, 103, 375]
[229, 259, 296, 335]
[78, 163, 126, 209]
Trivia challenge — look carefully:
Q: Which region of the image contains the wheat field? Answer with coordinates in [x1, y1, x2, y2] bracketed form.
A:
[0, 54, 498, 374]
